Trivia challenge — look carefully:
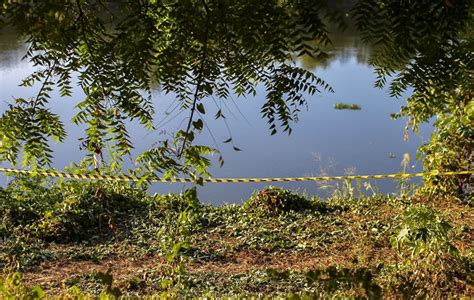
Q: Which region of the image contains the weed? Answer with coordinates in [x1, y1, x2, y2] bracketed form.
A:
[157, 188, 202, 294]
[387, 205, 466, 298]
[391, 205, 458, 260]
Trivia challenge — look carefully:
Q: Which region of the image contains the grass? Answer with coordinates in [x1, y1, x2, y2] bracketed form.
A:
[0, 177, 473, 298]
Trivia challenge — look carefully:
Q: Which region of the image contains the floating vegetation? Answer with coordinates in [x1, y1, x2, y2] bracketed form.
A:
[334, 103, 362, 110]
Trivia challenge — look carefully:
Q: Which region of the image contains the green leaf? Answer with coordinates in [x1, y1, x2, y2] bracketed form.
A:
[197, 103, 205, 114]
[192, 119, 203, 131]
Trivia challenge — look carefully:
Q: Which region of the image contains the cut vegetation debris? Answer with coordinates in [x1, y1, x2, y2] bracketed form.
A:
[0, 178, 473, 298]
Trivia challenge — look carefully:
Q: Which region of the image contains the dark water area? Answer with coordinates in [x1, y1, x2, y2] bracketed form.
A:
[0, 27, 432, 205]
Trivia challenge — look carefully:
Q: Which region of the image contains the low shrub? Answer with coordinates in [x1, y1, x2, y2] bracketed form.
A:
[391, 205, 458, 260]
[0, 177, 149, 243]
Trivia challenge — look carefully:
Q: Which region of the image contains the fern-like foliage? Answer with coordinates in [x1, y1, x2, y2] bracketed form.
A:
[353, 0, 473, 198]
[0, 0, 341, 178]
[353, 0, 472, 123]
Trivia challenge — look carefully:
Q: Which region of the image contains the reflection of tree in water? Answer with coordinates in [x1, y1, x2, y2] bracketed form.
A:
[0, 25, 371, 71]
[0, 28, 26, 68]
[299, 36, 371, 70]
[0, 4, 369, 72]
[0, 1, 369, 72]
[299, 17, 371, 70]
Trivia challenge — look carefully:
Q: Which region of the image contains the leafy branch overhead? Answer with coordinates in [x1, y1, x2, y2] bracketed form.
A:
[353, 0, 473, 199]
[0, 0, 338, 176]
[353, 0, 473, 124]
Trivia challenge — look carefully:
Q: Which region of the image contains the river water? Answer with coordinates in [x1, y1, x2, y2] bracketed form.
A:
[0, 28, 432, 205]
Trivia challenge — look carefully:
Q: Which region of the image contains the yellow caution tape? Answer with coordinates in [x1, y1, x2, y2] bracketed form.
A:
[0, 167, 472, 183]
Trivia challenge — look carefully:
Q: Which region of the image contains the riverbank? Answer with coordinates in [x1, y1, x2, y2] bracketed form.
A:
[1, 178, 472, 298]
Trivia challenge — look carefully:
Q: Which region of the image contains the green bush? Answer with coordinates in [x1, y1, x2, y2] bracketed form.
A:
[418, 99, 473, 202]
[387, 206, 465, 297]
[391, 205, 458, 260]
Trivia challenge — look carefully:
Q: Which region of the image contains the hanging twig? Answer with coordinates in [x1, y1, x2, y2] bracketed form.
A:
[178, 0, 211, 158]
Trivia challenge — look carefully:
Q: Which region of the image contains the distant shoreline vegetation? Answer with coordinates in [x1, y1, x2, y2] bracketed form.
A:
[334, 103, 362, 110]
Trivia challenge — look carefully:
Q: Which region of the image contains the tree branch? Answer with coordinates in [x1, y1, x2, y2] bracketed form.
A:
[31, 63, 55, 115]
[75, 0, 109, 166]
[177, 0, 211, 157]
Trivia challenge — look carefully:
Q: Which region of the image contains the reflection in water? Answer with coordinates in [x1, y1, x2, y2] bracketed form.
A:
[0, 28, 26, 68]
[0, 24, 431, 205]
[300, 21, 371, 70]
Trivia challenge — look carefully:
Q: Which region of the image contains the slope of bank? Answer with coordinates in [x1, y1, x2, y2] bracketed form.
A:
[0, 178, 472, 298]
